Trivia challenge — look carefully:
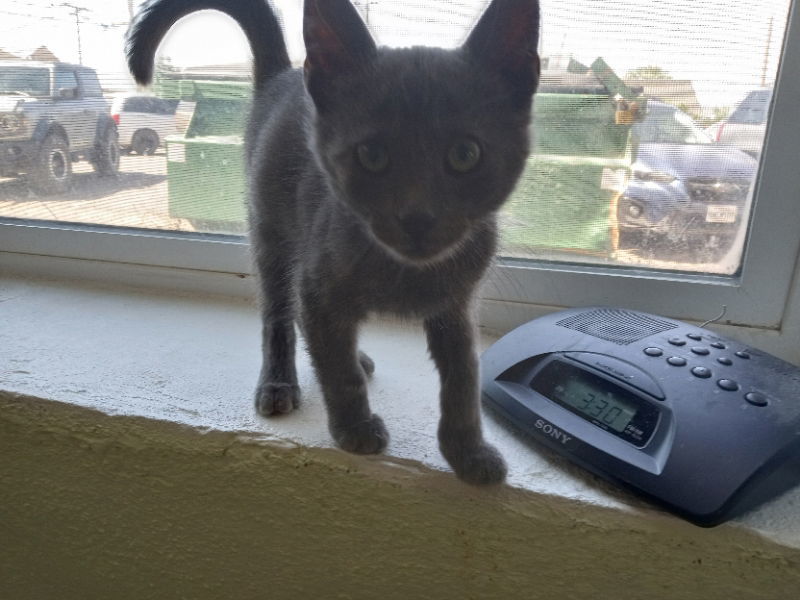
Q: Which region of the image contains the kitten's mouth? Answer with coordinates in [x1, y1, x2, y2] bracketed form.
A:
[370, 222, 465, 266]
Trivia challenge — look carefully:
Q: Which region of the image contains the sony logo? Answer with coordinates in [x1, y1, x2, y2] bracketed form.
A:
[534, 419, 572, 445]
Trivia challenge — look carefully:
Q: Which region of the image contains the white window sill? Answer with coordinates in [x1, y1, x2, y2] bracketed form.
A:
[2, 274, 800, 555]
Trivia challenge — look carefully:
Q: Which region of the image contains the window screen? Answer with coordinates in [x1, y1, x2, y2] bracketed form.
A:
[0, 0, 792, 276]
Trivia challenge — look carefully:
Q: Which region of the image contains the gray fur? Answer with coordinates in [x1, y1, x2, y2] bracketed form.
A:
[127, 0, 540, 484]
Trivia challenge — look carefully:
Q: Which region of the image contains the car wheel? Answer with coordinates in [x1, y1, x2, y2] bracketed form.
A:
[93, 124, 120, 176]
[30, 132, 72, 194]
[131, 129, 159, 155]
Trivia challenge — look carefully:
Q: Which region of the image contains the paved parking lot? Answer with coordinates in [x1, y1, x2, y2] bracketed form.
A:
[0, 151, 195, 232]
[0, 151, 734, 274]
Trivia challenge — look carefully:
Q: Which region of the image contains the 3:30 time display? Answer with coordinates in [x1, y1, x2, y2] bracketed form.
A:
[567, 387, 636, 432]
[554, 377, 637, 433]
[530, 359, 661, 447]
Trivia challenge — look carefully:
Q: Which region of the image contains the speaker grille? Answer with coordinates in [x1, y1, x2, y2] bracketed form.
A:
[556, 308, 677, 345]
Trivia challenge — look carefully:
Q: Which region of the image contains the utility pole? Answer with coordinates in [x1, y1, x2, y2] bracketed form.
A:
[61, 3, 89, 65]
[355, 0, 377, 25]
[761, 15, 774, 88]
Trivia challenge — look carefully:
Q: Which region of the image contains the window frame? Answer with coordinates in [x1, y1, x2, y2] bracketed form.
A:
[1, 1, 799, 355]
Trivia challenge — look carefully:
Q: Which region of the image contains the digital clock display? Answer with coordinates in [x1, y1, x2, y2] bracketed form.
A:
[531, 359, 659, 447]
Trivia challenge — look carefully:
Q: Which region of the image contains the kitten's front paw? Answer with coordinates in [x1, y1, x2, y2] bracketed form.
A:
[332, 414, 389, 454]
[255, 382, 300, 416]
[442, 441, 507, 486]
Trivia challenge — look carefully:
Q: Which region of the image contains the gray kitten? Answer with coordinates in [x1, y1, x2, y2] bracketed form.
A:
[127, 0, 540, 484]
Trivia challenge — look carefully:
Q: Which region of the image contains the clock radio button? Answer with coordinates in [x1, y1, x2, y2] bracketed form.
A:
[668, 337, 687, 346]
[687, 333, 703, 341]
[717, 379, 740, 391]
[644, 347, 663, 357]
[667, 356, 687, 366]
[735, 351, 751, 359]
[691, 347, 710, 356]
[745, 391, 768, 406]
[717, 357, 733, 366]
[691, 366, 712, 378]
[710, 341, 726, 349]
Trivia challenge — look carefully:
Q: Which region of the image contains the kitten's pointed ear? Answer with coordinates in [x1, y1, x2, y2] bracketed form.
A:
[303, 0, 377, 108]
[464, 0, 541, 103]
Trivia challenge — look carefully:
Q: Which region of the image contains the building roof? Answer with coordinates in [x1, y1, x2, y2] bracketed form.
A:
[0, 49, 23, 60]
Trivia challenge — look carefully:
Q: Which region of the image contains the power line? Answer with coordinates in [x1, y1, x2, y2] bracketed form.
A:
[0, 5, 128, 28]
[0, 8, 60, 20]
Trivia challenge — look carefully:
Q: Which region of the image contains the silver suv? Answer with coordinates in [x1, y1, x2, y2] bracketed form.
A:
[0, 61, 119, 194]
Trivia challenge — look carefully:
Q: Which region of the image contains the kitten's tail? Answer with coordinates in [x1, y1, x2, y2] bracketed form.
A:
[126, 0, 290, 89]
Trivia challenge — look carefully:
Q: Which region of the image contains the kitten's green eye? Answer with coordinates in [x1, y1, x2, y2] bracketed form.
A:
[356, 142, 390, 174]
[446, 138, 481, 174]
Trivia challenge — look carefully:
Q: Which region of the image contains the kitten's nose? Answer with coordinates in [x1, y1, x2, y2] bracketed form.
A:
[399, 212, 436, 240]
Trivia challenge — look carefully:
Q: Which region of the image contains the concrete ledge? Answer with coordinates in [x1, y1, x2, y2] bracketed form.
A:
[2, 276, 800, 598]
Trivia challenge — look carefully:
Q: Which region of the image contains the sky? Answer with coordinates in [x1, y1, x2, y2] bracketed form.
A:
[0, 0, 791, 106]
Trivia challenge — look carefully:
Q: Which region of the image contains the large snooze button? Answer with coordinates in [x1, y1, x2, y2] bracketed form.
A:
[718, 379, 739, 391]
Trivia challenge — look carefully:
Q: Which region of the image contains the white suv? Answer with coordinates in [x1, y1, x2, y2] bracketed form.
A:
[708, 89, 772, 157]
[111, 94, 178, 155]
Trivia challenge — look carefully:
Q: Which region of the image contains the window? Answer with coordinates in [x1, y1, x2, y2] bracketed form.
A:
[54, 67, 78, 94]
[122, 96, 179, 114]
[1, 0, 799, 358]
[0, 66, 50, 97]
[77, 67, 103, 98]
[729, 90, 773, 125]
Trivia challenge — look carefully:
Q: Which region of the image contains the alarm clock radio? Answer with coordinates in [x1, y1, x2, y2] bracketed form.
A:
[481, 306, 800, 526]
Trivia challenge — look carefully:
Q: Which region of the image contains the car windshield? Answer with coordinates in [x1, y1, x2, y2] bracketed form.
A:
[122, 96, 179, 114]
[0, 66, 50, 97]
[634, 106, 712, 145]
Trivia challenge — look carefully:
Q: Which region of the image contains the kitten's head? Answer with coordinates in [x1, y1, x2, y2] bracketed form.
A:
[304, 0, 540, 266]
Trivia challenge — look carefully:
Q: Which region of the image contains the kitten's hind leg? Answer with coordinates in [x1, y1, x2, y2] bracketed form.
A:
[301, 296, 388, 454]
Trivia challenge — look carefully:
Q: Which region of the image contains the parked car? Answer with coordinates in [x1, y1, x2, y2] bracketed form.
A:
[617, 101, 758, 257]
[0, 61, 119, 194]
[705, 89, 772, 156]
[111, 94, 178, 155]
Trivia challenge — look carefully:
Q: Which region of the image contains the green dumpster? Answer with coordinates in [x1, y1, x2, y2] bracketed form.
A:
[156, 76, 250, 232]
[502, 58, 645, 258]
[153, 58, 643, 249]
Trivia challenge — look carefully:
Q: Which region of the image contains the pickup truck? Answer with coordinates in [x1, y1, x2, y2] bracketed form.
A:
[0, 60, 119, 194]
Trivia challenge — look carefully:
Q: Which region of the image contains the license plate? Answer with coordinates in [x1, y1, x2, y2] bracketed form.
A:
[706, 205, 737, 223]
